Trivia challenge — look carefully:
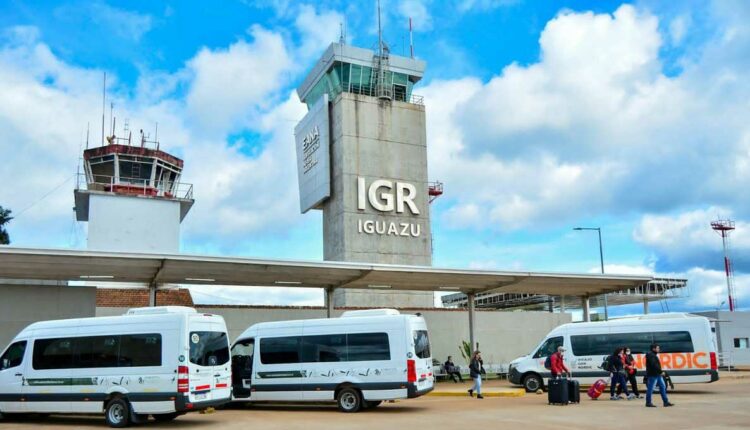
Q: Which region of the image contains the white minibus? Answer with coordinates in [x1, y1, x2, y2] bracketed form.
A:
[230, 309, 434, 412]
[508, 313, 719, 392]
[0, 306, 231, 427]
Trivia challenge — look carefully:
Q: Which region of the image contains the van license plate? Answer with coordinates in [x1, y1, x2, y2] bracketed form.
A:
[195, 393, 207, 400]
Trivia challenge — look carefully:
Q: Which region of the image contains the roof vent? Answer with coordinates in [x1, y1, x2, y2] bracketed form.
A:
[125, 306, 197, 316]
[341, 309, 400, 318]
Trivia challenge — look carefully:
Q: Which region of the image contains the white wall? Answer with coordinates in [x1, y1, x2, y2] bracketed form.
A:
[87, 193, 180, 253]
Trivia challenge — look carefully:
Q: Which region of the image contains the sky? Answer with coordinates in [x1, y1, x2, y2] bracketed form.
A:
[0, 0, 748, 314]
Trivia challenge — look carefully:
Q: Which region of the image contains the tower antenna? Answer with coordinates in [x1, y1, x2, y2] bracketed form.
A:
[377, 0, 383, 57]
[101, 72, 106, 145]
[85, 122, 90, 150]
[711, 218, 737, 311]
[409, 17, 414, 58]
[339, 22, 345, 44]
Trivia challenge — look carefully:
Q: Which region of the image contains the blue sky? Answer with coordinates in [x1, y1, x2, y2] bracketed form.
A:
[1, 0, 748, 313]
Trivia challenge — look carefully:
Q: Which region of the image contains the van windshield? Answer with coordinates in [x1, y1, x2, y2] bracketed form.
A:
[413, 330, 431, 359]
[190, 331, 229, 366]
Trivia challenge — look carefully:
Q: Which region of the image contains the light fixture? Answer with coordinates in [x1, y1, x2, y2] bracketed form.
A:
[439, 286, 460, 291]
[274, 281, 302, 285]
[367, 284, 392, 289]
[79, 275, 114, 279]
[185, 278, 215, 282]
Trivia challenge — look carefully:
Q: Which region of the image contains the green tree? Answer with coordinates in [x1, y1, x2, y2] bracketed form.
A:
[0, 206, 12, 245]
[459, 340, 479, 364]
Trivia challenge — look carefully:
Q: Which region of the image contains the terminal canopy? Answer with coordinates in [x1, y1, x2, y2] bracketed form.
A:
[0, 247, 652, 297]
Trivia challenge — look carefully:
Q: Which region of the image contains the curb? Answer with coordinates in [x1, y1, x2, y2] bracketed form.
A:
[428, 389, 526, 398]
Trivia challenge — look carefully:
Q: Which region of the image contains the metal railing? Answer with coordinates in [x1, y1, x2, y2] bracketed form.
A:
[333, 82, 424, 105]
[76, 173, 193, 200]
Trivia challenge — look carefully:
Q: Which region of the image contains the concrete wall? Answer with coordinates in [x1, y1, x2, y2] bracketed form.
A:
[88, 193, 181, 253]
[695, 311, 750, 366]
[98, 306, 572, 366]
[323, 92, 433, 308]
[0, 284, 96, 348]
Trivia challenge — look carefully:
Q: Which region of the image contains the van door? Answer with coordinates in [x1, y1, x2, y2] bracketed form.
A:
[24, 337, 74, 413]
[187, 322, 231, 405]
[254, 334, 303, 401]
[0, 340, 28, 413]
[230, 338, 255, 399]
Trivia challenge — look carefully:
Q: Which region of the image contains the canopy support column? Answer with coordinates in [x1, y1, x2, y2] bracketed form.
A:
[548, 297, 554, 313]
[325, 288, 335, 318]
[643, 297, 649, 315]
[560, 296, 566, 313]
[468, 293, 476, 353]
[581, 295, 590, 322]
[148, 284, 157, 307]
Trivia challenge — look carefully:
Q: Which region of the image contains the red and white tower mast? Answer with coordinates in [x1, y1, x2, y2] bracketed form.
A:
[711, 219, 737, 311]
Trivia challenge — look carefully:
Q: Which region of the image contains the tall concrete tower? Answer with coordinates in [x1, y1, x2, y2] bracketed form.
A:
[295, 43, 433, 308]
[74, 131, 194, 253]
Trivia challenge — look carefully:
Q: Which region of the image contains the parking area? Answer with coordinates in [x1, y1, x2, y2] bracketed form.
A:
[3, 377, 749, 430]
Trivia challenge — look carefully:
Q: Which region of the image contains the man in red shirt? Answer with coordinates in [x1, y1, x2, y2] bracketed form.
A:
[550, 346, 571, 378]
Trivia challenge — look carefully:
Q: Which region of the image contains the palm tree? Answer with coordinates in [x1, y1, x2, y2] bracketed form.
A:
[0, 206, 12, 245]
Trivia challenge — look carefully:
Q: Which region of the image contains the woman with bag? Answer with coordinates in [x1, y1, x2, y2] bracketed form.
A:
[467, 350, 485, 399]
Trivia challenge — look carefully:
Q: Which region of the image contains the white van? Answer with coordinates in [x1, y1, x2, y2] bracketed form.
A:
[508, 313, 719, 392]
[230, 309, 434, 412]
[0, 306, 231, 427]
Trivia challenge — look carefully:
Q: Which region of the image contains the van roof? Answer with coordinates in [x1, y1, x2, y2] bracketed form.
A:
[238, 311, 419, 337]
[551, 312, 708, 334]
[16, 306, 201, 336]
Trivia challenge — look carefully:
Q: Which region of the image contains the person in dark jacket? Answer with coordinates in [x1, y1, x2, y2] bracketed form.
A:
[617, 347, 641, 398]
[467, 350, 485, 399]
[645, 343, 675, 408]
[444, 355, 463, 383]
[608, 347, 634, 400]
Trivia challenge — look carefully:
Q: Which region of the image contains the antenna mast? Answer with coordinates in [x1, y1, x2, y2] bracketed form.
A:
[101, 72, 106, 145]
[377, 0, 383, 57]
[711, 218, 737, 311]
[409, 17, 414, 58]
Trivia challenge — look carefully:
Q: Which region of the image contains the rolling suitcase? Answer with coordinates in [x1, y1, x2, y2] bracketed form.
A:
[547, 378, 569, 405]
[587, 378, 607, 400]
[568, 379, 580, 404]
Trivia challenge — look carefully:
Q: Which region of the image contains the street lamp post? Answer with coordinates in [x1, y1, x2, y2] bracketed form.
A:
[574, 227, 608, 321]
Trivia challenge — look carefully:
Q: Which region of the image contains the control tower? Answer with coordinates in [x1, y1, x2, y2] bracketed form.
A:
[295, 42, 434, 307]
[74, 130, 194, 253]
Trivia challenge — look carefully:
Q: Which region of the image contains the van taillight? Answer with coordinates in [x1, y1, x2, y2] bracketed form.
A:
[178, 365, 189, 393]
[407, 359, 416, 383]
[710, 352, 718, 370]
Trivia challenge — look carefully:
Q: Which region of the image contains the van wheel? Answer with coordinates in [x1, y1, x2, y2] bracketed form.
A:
[523, 374, 543, 393]
[337, 387, 362, 413]
[153, 413, 180, 422]
[105, 397, 131, 428]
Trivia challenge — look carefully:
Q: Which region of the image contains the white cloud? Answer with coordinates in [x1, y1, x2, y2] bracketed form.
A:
[668, 14, 691, 45]
[89, 2, 153, 42]
[189, 285, 322, 306]
[422, 4, 750, 232]
[185, 25, 293, 132]
[397, 0, 433, 31]
[294, 5, 345, 59]
[679, 267, 749, 310]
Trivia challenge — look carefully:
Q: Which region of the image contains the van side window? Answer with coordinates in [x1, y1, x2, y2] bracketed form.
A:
[33, 338, 74, 370]
[1, 341, 26, 370]
[348, 333, 390, 361]
[412, 331, 430, 359]
[533, 336, 563, 358]
[260, 336, 300, 365]
[120, 334, 162, 367]
[190, 332, 230, 367]
[571, 331, 694, 356]
[76, 336, 120, 368]
[301, 334, 346, 362]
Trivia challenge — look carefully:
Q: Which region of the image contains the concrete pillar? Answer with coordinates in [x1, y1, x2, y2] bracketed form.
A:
[467, 293, 476, 353]
[581, 295, 590, 322]
[603, 294, 609, 321]
[560, 296, 566, 313]
[325, 288, 335, 318]
[643, 297, 649, 315]
[148, 285, 157, 307]
[548, 297, 554, 313]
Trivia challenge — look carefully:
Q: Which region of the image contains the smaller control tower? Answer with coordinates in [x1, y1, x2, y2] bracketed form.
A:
[74, 129, 194, 253]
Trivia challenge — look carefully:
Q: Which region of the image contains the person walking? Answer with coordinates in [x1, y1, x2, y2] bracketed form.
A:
[550, 346, 570, 378]
[608, 347, 634, 400]
[622, 347, 641, 398]
[467, 350, 485, 399]
[444, 355, 463, 383]
[645, 343, 675, 408]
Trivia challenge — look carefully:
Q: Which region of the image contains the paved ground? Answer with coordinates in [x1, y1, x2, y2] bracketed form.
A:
[3, 377, 749, 429]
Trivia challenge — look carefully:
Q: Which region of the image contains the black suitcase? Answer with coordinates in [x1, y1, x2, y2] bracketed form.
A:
[547, 378, 569, 405]
[568, 379, 580, 404]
